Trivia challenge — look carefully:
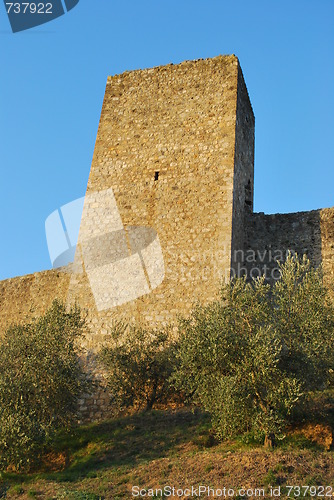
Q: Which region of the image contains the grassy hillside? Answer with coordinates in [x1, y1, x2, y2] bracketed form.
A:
[0, 405, 333, 500]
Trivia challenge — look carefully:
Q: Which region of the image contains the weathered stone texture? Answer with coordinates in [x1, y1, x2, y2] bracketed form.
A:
[0, 268, 70, 332]
[319, 208, 334, 295]
[0, 55, 333, 421]
[231, 64, 255, 270]
[67, 55, 255, 350]
[244, 208, 334, 297]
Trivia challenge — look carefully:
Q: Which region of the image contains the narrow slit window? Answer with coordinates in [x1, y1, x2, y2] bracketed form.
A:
[154, 171, 159, 181]
[245, 179, 253, 212]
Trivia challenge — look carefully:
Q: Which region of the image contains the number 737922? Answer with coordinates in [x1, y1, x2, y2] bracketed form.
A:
[6, 3, 53, 14]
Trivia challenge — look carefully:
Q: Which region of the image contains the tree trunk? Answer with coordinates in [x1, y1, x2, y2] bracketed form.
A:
[264, 433, 276, 448]
[145, 382, 158, 411]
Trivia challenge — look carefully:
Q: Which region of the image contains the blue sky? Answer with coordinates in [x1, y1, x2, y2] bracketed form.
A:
[0, 0, 333, 280]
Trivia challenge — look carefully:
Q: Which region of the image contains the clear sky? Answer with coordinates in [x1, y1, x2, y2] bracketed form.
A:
[0, 0, 333, 280]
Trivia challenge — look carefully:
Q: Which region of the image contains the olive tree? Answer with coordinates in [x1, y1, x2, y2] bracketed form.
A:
[172, 254, 334, 446]
[0, 300, 90, 470]
[99, 322, 179, 412]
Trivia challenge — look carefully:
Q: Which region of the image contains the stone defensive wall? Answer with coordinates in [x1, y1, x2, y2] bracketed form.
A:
[0, 55, 333, 421]
[244, 208, 334, 296]
[0, 268, 70, 332]
[1, 207, 332, 337]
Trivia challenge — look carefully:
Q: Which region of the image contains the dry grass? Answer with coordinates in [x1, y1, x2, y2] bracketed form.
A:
[0, 406, 333, 500]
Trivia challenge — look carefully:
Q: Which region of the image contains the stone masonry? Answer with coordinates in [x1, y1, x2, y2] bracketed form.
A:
[0, 55, 333, 421]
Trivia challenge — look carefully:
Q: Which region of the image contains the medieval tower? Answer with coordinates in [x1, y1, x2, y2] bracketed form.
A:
[65, 54, 255, 342]
[1, 55, 333, 419]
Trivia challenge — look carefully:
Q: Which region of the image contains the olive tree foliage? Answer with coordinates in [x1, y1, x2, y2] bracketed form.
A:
[273, 255, 334, 389]
[0, 300, 90, 470]
[172, 254, 334, 445]
[99, 322, 179, 412]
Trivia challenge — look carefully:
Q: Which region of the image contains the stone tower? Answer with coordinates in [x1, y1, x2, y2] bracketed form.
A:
[66, 55, 255, 344]
[1, 56, 333, 420]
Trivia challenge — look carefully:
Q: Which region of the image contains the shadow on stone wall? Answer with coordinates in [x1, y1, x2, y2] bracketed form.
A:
[239, 209, 323, 283]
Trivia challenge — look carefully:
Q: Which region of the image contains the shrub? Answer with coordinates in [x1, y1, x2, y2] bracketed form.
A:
[0, 300, 90, 470]
[99, 322, 179, 412]
[273, 254, 334, 390]
[172, 254, 334, 446]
